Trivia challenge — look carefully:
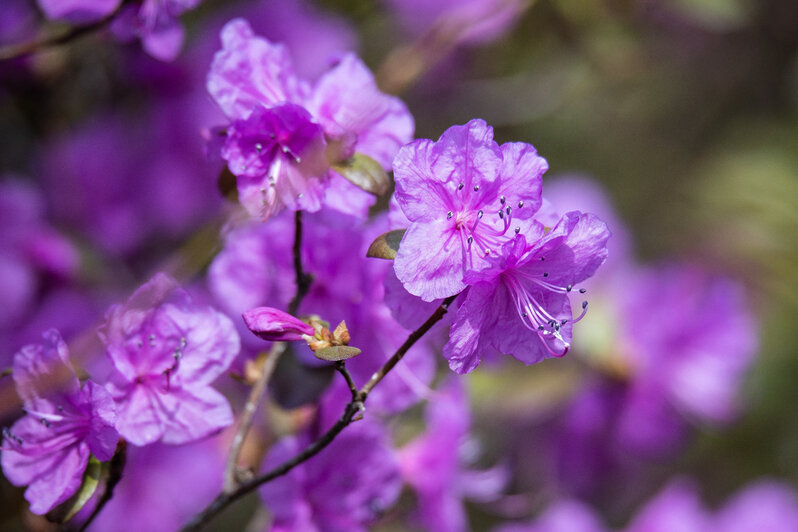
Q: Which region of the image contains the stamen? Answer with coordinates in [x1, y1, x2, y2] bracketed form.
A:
[518, 200, 524, 208]
[514, 227, 520, 234]
[498, 210, 504, 219]
[458, 182, 464, 190]
[447, 211, 453, 220]
[477, 210, 483, 219]
[473, 185, 480, 191]
[500, 196, 506, 204]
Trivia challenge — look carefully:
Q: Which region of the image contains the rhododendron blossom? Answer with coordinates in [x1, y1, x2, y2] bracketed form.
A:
[1, 330, 118, 514]
[99, 273, 240, 446]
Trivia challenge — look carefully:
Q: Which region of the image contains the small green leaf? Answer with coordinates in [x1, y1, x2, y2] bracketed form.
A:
[332, 153, 391, 196]
[314, 345, 362, 361]
[46, 454, 104, 523]
[367, 229, 406, 260]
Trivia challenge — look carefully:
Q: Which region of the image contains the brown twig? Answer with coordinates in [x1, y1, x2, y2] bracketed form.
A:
[222, 210, 311, 493]
[180, 295, 457, 532]
[0, 0, 132, 62]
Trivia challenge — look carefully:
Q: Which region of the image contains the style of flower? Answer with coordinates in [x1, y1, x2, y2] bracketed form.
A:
[1, 330, 118, 515]
[99, 273, 240, 446]
[392, 119, 548, 301]
[207, 18, 413, 219]
[443, 212, 610, 373]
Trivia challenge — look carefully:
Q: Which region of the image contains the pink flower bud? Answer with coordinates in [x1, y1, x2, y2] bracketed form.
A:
[242, 307, 314, 342]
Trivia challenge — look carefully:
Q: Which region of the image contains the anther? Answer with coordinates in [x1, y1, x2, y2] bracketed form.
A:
[506, 206, 512, 216]
[473, 185, 480, 192]
[40, 418, 50, 428]
[498, 210, 504, 219]
[543, 272, 549, 277]
[458, 182, 464, 190]
[579, 288, 587, 294]
[518, 200, 524, 208]
[500, 195, 506, 204]
[567, 284, 572, 292]
[514, 227, 520, 234]
[540, 256, 545, 261]
[447, 211, 453, 219]
[467, 236, 473, 244]
[561, 319, 568, 325]
[255, 143, 263, 152]
[582, 301, 588, 309]
[477, 210, 483, 219]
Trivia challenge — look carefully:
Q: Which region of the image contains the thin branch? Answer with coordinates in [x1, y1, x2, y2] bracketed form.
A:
[0, 0, 132, 62]
[222, 343, 284, 493]
[288, 210, 312, 316]
[180, 295, 457, 532]
[222, 210, 312, 493]
[76, 440, 127, 532]
[334, 361, 358, 400]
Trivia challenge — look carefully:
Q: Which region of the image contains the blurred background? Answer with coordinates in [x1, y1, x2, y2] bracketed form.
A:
[1, 0, 797, 530]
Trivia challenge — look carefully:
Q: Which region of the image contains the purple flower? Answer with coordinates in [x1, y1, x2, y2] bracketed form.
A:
[85, 438, 225, 532]
[493, 500, 607, 532]
[400, 379, 505, 532]
[99, 273, 239, 446]
[242, 307, 314, 342]
[1, 330, 118, 515]
[392, 119, 548, 301]
[260, 415, 401, 531]
[385, 0, 525, 45]
[223, 103, 328, 218]
[443, 212, 610, 373]
[37, 0, 120, 24]
[714, 480, 798, 532]
[624, 479, 710, 532]
[111, 0, 202, 61]
[207, 18, 413, 219]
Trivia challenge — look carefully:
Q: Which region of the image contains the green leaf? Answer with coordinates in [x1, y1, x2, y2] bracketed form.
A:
[46, 454, 104, 523]
[332, 153, 391, 196]
[313, 345, 362, 362]
[366, 229, 406, 260]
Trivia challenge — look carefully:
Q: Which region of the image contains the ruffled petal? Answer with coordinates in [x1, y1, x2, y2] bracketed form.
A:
[394, 220, 467, 301]
[497, 141, 547, 218]
[159, 386, 234, 445]
[443, 283, 497, 373]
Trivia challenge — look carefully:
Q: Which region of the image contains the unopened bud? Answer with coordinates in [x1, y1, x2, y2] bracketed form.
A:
[242, 307, 314, 342]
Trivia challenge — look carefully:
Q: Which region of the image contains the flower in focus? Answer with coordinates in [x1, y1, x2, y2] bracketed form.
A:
[242, 306, 314, 342]
[207, 18, 413, 219]
[444, 212, 610, 373]
[99, 273, 240, 446]
[400, 379, 506, 532]
[1, 330, 118, 515]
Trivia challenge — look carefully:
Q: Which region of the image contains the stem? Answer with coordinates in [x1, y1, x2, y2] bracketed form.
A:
[222, 344, 284, 493]
[0, 0, 132, 62]
[77, 441, 127, 532]
[180, 295, 457, 532]
[222, 210, 312, 493]
[334, 361, 358, 400]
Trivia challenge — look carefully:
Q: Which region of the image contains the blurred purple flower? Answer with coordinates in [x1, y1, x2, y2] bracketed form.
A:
[443, 212, 610, 374]
[99, 273, 239, 446]
[493, 500, 608, 532]
[85, 438, 225, 532]
[37, 0, 121, 24]
[242, 306, 313, 342]
[260, 414, 401, 532]
[714, 480, 798, 532]
[111, 0, 201, 61]
[207, 18, 413, 219]
[392, 119, 548, 301]
[1, 330, 118, 515]
[624, 479, 711, 532]
[400, 379, 506, 532]
[385, 0, 525, 45]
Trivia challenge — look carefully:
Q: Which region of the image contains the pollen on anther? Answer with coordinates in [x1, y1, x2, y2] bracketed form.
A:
[567, 284, 573, 292]
[473, 185, 480, 191]
[500, 195, 506, 204]
[518, 200, 524, 208]
[477, 210, 483, 219]
[579, 288, 587, 294]
[458, 182, 465, 190]
[506, 206, 512, 216]
[498, 210, 504, 219]
[447, 211, 453, 219]
[514, 227, 520, 234]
